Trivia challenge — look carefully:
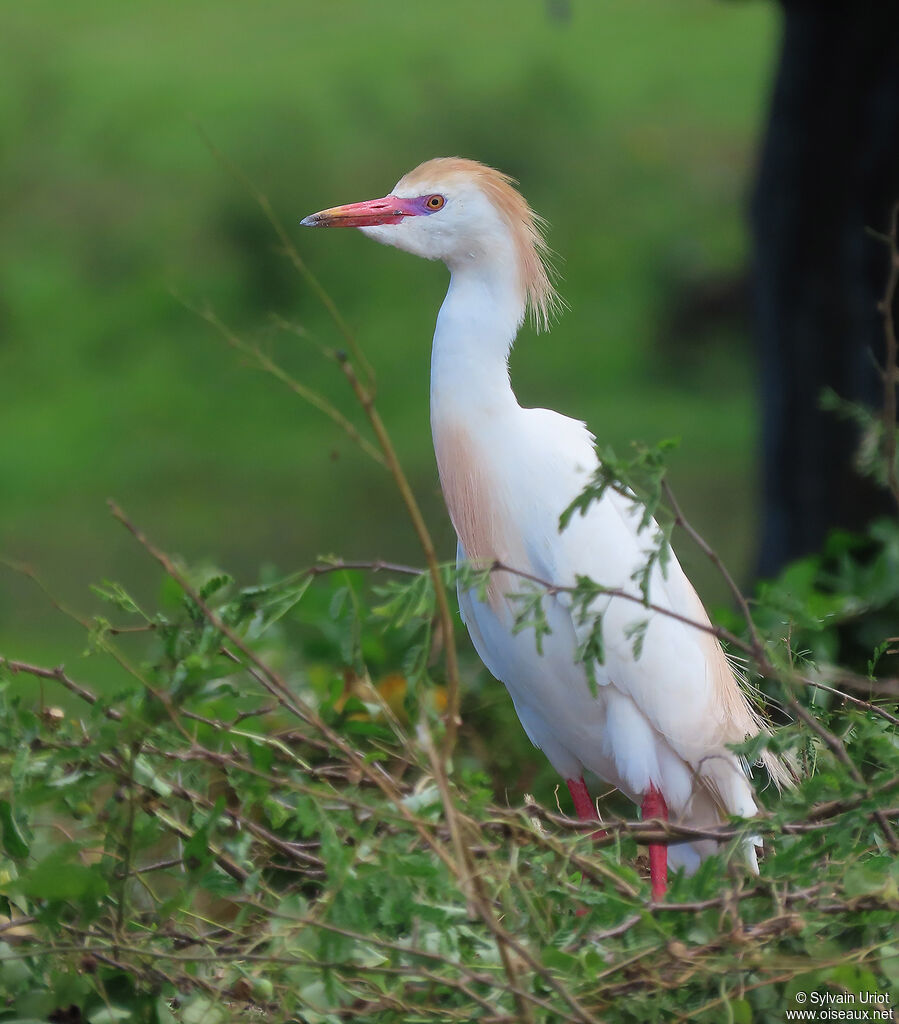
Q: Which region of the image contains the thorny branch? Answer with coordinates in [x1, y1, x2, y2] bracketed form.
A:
[3, 515, 897, 1021]
[102, 502, 583, 1016]
[7, 647, 896, 851]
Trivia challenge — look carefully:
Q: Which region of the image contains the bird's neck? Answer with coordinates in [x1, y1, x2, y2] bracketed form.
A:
[430, 260, 524, 426]
[429, 261, 528, 582]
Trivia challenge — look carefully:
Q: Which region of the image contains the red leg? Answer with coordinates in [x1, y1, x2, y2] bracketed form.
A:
[641, 782, 669, 901]
[565, 776, 603, 917]
[566, 776, 598, 821]
[566, 776, 607, 843]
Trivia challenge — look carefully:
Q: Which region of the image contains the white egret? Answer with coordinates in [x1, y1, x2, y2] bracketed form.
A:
[302, 158, 788, 900]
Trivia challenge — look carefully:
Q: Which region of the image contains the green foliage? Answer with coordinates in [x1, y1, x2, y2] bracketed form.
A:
[0, 537, 897, 1022]
[717, 517, 899, 682]
[562, 439, 678, 606]
[821, 389, 899, 493]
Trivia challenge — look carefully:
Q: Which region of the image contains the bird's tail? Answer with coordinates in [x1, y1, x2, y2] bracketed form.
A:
[670, 762, 765, 876]
[758, 744, 796, 792]
[719, 646, 798, 793]
[672, 601, 797, 873]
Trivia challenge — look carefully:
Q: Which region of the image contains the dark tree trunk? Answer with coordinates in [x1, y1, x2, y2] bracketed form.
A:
[751, 0, 899, 579]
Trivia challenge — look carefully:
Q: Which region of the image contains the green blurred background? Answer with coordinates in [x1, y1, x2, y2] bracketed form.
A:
[1, 1, 778, 677]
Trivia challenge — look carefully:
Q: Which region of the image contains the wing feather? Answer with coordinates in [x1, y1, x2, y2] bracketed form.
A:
[518, 409, 791, 802]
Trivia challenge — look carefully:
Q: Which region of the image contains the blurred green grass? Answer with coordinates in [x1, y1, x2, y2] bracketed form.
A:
[0, 0, 777, 675]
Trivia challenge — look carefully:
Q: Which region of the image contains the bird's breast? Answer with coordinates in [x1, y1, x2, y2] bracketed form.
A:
[432, 417, 530, 611]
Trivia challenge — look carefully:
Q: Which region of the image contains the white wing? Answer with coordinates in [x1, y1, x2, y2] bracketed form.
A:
[454, 406, 777, 871]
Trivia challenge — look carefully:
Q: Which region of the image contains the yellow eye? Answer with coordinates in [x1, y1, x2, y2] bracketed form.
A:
[426, 195, 445, 210]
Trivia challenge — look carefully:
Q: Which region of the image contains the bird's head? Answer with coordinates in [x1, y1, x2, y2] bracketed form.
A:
[301, 157, 560, 331]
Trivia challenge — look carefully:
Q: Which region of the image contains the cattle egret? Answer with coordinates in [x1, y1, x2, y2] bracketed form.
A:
[302, 158, 789, 901]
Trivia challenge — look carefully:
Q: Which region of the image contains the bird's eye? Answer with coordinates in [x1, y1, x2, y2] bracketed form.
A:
[426, 195, 445, 210]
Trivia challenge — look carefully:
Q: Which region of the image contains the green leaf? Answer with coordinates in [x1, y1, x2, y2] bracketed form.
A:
[729, 999, 752, 1024]
[155, 998, 178, 1024]
[879, 945, 899, 988]
[89, 580, 143, 615]
[0, 800, 29, 860]
[0, 943, 34, 991]
[372, 573, 433, 628]
[541, 946, 577, 972]
[625, 618, 649, 661]
[239, 575, 313, 637]
[199, 573, 233, 600]
[509, 588, 552, 655]
[183, 798, 225, 874]
[133, 754, 175, 798]
[15, 846, 107, 902]
[88, 1008, 133, 1024]
[181, 998, 226, 1024]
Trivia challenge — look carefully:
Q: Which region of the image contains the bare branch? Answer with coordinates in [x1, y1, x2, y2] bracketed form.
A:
[1, 658, 121, 721]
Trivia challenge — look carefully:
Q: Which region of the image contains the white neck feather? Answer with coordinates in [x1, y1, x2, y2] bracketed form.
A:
[430, 255, 524, 426]
[428, 255, 529, 593]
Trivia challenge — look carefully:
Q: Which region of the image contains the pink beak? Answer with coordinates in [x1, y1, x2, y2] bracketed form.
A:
[300, 195, 418, 228]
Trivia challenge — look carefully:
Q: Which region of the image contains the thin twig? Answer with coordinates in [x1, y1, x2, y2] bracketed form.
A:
[187, 300, 387, 466]
[662, 479, 768, 662]
[419, 722, 535, 1024]
[192, 121, 376, 390]
[0, 658, 122, 721]
[786, 695, 899, 853]
[0, 562, 191, 741]
[335, 355, 462, 755]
